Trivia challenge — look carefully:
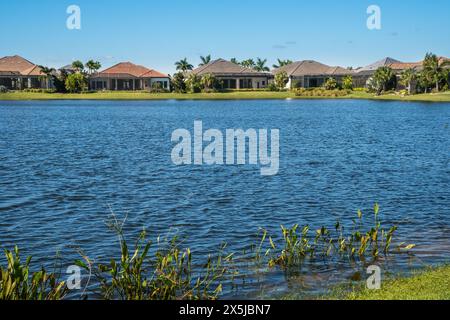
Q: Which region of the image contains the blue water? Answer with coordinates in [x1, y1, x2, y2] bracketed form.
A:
[0, 99, 449, 298]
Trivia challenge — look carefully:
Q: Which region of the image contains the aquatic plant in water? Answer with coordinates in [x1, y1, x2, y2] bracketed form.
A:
[258, 204, 415, 269]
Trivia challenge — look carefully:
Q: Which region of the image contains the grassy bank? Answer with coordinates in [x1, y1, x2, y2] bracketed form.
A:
[1, 90, 450, 102]
[327, 265, 450, 300]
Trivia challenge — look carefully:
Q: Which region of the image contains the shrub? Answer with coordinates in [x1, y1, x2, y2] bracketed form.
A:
[267, 83, 279, 92]
[150, 82, 168, 93]
[185, 74, 202, 93]
[323, 77, 338, 90]
[294, 88, 350, 97]
[274, 71, 289, 90]
[342, 75, 353, 90]
[0, 246, 67, 300]
[0, 85, 9, 93]
[65, 73, 88, 93]
[171, 72, 186, 93]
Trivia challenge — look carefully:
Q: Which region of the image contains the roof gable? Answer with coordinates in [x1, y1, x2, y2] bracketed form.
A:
[98, 62, 168, 78]
[273, 60, 352, 76]
[0, 55, 43, 75]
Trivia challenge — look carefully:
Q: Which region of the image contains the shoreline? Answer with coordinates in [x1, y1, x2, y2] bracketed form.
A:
[1, 91, 450, 102]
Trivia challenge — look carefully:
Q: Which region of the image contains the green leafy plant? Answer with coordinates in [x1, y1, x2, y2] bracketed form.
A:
[76, 217, 231, 300]
[0, 246, 67, 300]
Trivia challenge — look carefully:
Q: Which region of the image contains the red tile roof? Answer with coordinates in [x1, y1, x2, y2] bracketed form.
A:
[0, 55, 44, 76]
[96, 62, 168, 78]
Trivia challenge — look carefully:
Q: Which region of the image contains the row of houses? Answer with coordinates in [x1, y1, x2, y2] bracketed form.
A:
[1, 55, 448, 91]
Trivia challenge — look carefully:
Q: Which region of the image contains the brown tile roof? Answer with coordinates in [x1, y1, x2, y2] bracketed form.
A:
[273, 60, 352, 77]
[0, 55, 44, 76]
[95, 62, 168, 78]
[191, 59, 270, 77]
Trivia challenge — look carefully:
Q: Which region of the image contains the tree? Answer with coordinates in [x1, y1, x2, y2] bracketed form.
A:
[323, 77, 338, 90]
[373, 66, 395, 94]
[85, 60, 101, 74]
[274, 71, 289, 90]
[272, 59, 293, 69]
[199, 55, 212, 66]
[240, 59, 255, 69]
[230, 58, 240, 65]
[65, 73, 88, 93]
[71, 60, 84, 73]
[38, 66, 56, 89]
[254, 58, 270, 72]
[175, 58, 194, 72]
[423, 53, 449, 92]
[200, 73, 217, 91]
[342, 75, 353, 90]
[366, 76, 383, 95]
[171, 72, 186, 93]
[399, 68, 417, 95]
[185, 74, 202, 93]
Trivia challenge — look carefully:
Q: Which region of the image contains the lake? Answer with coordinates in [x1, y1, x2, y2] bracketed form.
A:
[0, 99, 449, 298]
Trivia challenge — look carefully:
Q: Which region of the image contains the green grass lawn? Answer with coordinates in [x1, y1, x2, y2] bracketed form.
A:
[1, 90, 450, 102]
[331, 265, 450, 300]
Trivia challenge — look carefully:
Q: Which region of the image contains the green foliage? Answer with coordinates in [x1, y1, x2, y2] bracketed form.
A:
[185, 74, 202, 93]
[0, 85, 8, 93]
[399, 68, 417, 95]
[323, 77, 338, 90]
[273, 59, 293, 69]
[199, 55, 212, 66]
[274, 71, 289, 90]
[77, 218, 230, 300]
[256, 204, 414, 269]
[342, 75, 354, 90]
[65, 73, 88, 93]
[200, 73, 218, 92]
[372, 67, 396, 94]
[295, 87, 350, 97]
[175, 58, 194, 72]
[254, 58, 270, 72]
[0, 246, 67, 300]
[171, 72, 186, 93]
[150, 82, 168, 93]
[71, 60, 85, 73]
[240, 59, 256, 69]
[85, 60, 102, 74]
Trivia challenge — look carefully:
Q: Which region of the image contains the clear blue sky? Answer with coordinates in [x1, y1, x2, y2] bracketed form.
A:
[1, 0, 449, 74]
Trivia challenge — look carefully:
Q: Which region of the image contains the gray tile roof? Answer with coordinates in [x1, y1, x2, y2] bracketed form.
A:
[272, 60, 352, 77]
[190, 59, 270, 77]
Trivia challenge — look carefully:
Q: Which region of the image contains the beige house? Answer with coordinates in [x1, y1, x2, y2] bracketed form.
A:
[0, 55, 47, 89]
[90, 62, 170, 91]
[272, 60, 352, 89]
[189, 59, 271, 89]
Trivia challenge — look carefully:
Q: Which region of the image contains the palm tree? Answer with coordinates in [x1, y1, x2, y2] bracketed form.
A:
[423, 53, 449, 92]
[254, 58, 270, 72]
[240, 59, 255, 69]
[230, 58, 240, 65]
[272, 59, 293, 69]
[373, 66, 394, 94]
[38, 66, 55, 89]
[175, 58, 194, 72]
[71, 60, 84, 73]
[199, 55, 212, 66]
[85, 60, 102, 75]
[400, 68, 417, 95]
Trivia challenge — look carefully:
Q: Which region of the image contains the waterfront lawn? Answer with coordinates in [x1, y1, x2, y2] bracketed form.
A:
[329, 265, 450, 300]
[1, 90, 450, 102]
